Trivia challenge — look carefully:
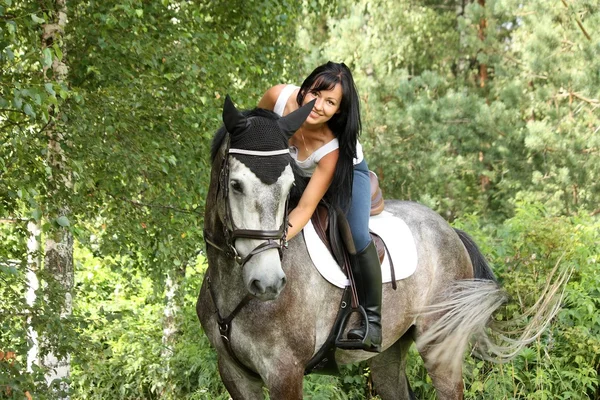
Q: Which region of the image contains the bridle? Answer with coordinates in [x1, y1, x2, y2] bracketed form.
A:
[203, 140, 293, 379]
[204, 140, 291, 268]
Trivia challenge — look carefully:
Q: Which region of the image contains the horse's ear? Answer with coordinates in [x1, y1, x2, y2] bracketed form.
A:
[278, 99, 316, 138]
[222, 95, 249, 135]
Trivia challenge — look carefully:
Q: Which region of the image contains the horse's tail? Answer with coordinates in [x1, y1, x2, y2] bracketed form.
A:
[454, 228, 497, 282]
[416, 244, 570, 375]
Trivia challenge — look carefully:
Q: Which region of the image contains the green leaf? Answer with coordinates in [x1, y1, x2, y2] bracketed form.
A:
[12, 93, 22, 109]
[23, 103, 35, 117]
[5, 47, 14, 60]
[53, 43, 63, 61]
[45, 82, 56, 96]
[56, 216, 70, 227]
[32, 208, 42, 221]
[42, 47, 53, 68]
[31, 13, 45, 24]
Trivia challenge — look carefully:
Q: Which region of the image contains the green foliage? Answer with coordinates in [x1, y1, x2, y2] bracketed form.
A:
[2, 0, 313, 397]
[304, 364, 370, 399]
[302, 0, 600, 220]
[2, 0, 599, 398]
[454, 202, 600, 399]
[69, 246, 371, 399]
[1, 0, 64, 218]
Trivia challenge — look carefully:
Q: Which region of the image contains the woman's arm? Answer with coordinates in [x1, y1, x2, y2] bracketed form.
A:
[286, 150, 339, 240]
[258, 84, 286, 110]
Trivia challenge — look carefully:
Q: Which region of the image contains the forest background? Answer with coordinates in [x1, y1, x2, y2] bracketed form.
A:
[1, 0, 599, 399]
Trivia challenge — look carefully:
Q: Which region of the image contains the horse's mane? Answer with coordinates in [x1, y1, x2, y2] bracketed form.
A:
[210, 107, 307, 206]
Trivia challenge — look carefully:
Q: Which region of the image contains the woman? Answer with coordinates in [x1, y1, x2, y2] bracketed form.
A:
[258, 61, 382, 352]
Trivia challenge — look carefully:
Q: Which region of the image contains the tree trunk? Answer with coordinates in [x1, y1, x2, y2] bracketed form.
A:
[162, 266, 185, 356]
[455, 0, 468, 76]
[476, 0, 490, 194]
[40, 0, 72, 394]
[477, 0, 487, 88]
[26, 221, 41, 373]
[160, 261, 187, 394]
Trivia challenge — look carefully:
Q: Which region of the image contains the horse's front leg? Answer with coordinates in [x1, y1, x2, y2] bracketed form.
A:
[262, 362, 304, 400]
[218, 351, 305, 400]
[217, 353, 264, 400]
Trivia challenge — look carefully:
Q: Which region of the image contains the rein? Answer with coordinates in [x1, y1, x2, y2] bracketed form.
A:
[204, 141, 292, 379]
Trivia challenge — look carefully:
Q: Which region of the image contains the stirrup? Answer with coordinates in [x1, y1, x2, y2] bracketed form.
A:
[334, 306, 379, 352]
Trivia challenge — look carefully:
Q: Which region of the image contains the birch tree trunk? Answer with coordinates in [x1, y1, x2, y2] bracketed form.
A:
[41, 0, 73, 394]
[160, 261, 187, 393]
[26, 221, 41, 373]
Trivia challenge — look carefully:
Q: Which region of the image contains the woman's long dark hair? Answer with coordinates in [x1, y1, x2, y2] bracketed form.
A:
[296, 61, 361, 211]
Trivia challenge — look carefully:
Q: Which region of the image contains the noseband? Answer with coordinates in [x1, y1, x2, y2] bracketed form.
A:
[204, 144, 291, 268]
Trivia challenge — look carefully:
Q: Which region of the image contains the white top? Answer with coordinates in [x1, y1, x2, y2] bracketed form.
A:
[273, 84, 298, 117]
[289, 138, 339, 177]
[273, 84, 363, 176]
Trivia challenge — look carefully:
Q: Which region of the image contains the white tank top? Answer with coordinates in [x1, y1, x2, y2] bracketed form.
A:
[273, 84, 363, 176]
[289, 138, 340, 177]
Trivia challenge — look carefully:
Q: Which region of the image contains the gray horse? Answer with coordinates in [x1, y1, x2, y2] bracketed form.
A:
[197, 97, 561, 400]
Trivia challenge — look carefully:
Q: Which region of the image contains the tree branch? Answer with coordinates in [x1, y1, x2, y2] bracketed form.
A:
[0, 108, 27, 115]
[556, 91, 599, 107]
[36, 119, 53, 136]
[0, 218, 28, 224]
[570, 92, 599, 106]
[561, 0, 592, 41]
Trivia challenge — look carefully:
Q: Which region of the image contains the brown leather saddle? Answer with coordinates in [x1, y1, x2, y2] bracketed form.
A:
[370, 170, 384, 216]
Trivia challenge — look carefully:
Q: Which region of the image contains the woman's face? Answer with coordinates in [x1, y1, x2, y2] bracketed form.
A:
[302, 83, 342, 125]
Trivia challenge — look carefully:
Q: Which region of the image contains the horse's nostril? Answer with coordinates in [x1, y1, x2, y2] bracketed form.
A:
[280, 276, 287, 288]
[250, 279, 265, 294]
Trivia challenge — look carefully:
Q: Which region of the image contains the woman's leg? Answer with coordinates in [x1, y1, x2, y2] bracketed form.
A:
[346, 160, 372, 252]
[346, 160, 382, 352]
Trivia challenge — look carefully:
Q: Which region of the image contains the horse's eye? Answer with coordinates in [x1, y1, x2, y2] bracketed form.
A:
[230, 180, 243, 194]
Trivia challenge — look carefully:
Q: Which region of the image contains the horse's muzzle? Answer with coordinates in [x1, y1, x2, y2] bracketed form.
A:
[248, 273, 287, 300]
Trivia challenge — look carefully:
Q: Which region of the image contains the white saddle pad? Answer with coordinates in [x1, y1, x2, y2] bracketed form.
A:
[303, 210, 418, 288]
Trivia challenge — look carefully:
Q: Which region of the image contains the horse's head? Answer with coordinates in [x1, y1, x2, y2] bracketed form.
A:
[205, 96, 314, 301]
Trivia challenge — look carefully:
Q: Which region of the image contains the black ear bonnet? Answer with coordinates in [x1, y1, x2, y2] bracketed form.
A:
[221, 95, 314, 185]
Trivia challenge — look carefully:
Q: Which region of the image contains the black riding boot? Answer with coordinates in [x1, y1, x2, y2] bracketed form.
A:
[347, 240, 382, 352]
